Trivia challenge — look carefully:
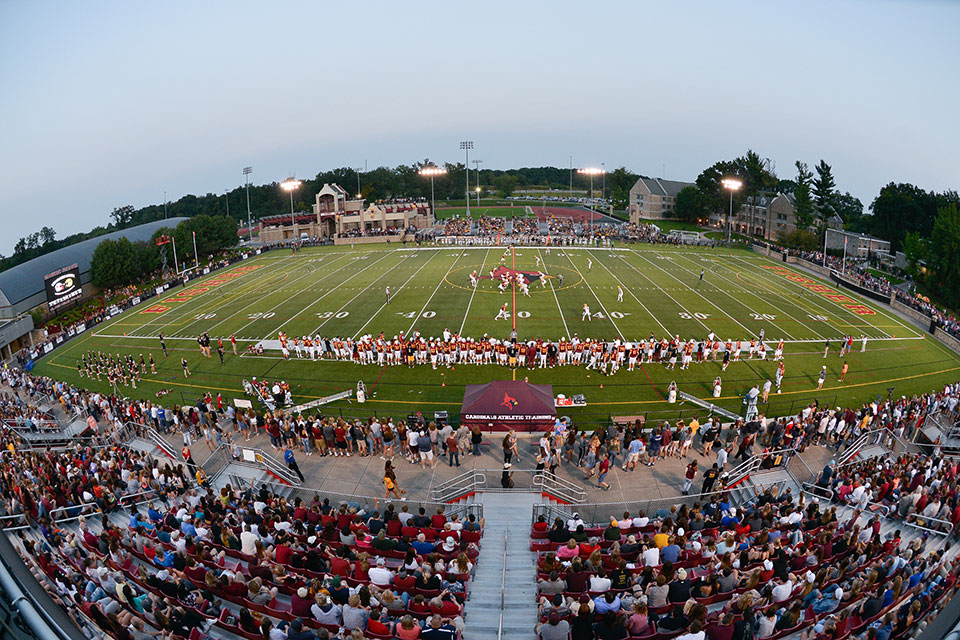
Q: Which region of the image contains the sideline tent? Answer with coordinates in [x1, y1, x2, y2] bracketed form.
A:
[460, 380, 555, 432]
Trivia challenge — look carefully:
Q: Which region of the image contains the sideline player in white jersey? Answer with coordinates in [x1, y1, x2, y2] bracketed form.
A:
[582, 304, 592, 321]
[496, 303, 510, 320]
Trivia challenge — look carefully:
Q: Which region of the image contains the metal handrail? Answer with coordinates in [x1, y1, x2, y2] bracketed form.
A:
[496, 528, 508, 640]
[255, 480, 484, 521]
[532, 471, 587, 503]
[201, 445, 230, 481]
[837, 431, 873, 466]
[903, 514, 954, 537]
[724, 446, 798, 488]
[0, 513, 28, 531]
[800, 481, 835, 502]
[430, 470, 487, 502]
[246, 447, 301, 486]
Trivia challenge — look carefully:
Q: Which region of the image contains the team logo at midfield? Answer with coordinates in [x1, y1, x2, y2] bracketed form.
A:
[500, 393, 519, 411]
[480, 266, 554, 283]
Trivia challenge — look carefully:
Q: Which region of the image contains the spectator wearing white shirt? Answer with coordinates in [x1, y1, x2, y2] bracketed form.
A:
[771, 575, 795, 602]
[642, 544, 659, 567]
[368, 557, 394, 586]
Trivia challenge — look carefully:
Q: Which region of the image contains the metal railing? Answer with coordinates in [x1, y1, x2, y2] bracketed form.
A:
[723, 446, 798, 488]
[676, 390, 741, 422]
[430, 468, 587, 504]
[201, 445, 231, 482]
[242, 447, 301, 486]
[119, 421, 178, 459]
[496, 528, 508, 640]
[430, 470, 487, 502]
[532, 486, 745, 527]
[800, 481, 835, 502]
[533, 471, 588, 504]
[254, 480, 483, 522]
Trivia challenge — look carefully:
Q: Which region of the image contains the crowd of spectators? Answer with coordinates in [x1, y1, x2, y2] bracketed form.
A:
[0, 364, 481, 640]
[532, 484, 958, 640]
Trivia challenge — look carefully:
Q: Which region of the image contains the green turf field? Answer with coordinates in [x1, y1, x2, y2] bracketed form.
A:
[434, 206, 533, 219]
[32, 243, 960, 427]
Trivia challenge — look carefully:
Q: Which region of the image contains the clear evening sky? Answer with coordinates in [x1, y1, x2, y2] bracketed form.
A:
[0, 1, 957, 254]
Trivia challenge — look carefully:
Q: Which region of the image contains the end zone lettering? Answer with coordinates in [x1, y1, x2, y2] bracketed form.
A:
[761, 265, 876, 315]
[141, 264, 263, 313]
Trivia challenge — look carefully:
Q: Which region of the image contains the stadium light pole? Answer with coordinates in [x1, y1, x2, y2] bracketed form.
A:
[281, 178, 302, 243]
[721, 178, 742, 245]
[163, 191, 167, 219]
[472, 159, 483, 207]
[577, 167, 604, 201]
[460, 141, 473, 216]
[418, 166, 447, 221]
[601, 162, 606, 200]
[577, 168, 605, 236]
[243, 167, 253, 244]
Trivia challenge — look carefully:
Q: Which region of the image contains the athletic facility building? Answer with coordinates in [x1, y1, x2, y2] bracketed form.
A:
[258, 183, 433, 242]
[0, 218, 187, 358]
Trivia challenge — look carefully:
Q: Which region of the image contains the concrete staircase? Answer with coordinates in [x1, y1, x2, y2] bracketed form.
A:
[464, 492, 539, 640]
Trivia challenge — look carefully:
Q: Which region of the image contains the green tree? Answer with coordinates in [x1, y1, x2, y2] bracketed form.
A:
[606, 167, 639, 211]
[777, 228, 819, 251]
[493, 174, 518, 199]
[90, 237, 141, 289]
[901, 231, 928, 279]
[835, 192, 863, 227]
[793, 161, 815, 231]
[109, 205, 136, 229]
[674, 185, 706, 223]
[868, 183, 940, 252]
[812, 160, 837, 229]
[927, 203, 960, 309]
[39, 226, 56, 246]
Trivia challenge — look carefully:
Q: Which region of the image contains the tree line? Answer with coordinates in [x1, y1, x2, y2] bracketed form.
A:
[89, 215, 237, 290]
[1, 163, 638, 275]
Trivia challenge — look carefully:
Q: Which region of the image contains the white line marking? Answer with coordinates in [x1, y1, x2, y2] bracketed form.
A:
[406, 250, 465, 335]
[459, 248, 490, 335]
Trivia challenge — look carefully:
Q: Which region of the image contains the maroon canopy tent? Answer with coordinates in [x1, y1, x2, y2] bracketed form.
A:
[460, 380, 555, 432]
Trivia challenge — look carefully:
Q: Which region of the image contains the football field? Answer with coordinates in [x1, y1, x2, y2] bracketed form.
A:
[34, 244, 960, 425]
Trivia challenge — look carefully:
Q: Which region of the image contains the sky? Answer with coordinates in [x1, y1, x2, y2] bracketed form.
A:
[0, 0, 958, 254]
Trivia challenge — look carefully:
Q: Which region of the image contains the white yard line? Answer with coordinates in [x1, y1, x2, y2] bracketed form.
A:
[560, 250, 624, 339]
[630, 250, 755, 337]
[264, 252, 395, 337]
[731, 256, 895, 338]
[194, 253, 357, 337]
[693, 256, 832, 339]
[406, 250, 466, 335]
[615, 251, 712, 334]
[665, 252, 803, 340]
[306, 253, 414, 337]
[353, 250, 443, 338]
[538, 249, 571, 339]
[458, 248, 490, 336]
[131, 256, 294, 336]
[587, 249, 671, 336]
